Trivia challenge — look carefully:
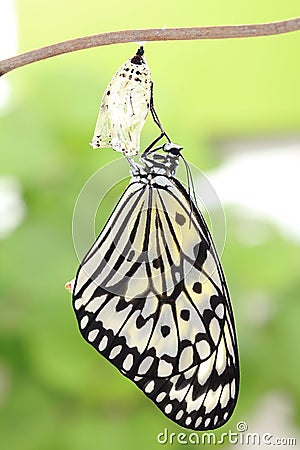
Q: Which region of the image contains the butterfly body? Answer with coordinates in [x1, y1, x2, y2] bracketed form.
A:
[72, 144, 239, 430]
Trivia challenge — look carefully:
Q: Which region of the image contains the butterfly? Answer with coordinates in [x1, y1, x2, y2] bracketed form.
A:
[90, 46, 152, 157]
[71, 140, 240, 431]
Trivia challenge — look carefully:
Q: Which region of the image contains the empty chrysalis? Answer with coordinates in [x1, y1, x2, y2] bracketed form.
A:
[90, 46, 151, 157]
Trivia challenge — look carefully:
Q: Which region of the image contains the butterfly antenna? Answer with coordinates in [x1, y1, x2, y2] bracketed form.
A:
[185, 158, 197, 207]
[180, 155, 197, 227]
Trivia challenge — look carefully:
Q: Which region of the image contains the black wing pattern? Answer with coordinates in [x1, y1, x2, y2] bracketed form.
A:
[72, 159, 239, 431]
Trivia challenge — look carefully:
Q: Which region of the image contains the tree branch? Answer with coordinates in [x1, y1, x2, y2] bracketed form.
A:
[1, 18, 300, 77]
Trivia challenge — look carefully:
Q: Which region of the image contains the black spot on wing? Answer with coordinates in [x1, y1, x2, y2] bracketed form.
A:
[193, 241, 209, 269]
[180, 309, 190, 321]
[161, 325, 171, 337]
[193, 282, 202, 294]
[175, 212, 186, 226]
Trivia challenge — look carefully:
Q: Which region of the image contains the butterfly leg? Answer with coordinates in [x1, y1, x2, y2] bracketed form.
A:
[140, 82, 173, 160]
[150, 82, 171, 142]
[141, 137, 165, 160]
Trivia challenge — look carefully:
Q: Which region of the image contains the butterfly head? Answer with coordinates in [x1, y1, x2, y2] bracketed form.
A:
[162, 142, 183, 156]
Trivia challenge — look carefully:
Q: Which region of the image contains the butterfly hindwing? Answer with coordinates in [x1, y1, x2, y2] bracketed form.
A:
[72, 171, 239, 430]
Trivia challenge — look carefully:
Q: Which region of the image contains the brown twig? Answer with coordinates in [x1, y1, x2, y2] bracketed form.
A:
[1, 18, 300, 77]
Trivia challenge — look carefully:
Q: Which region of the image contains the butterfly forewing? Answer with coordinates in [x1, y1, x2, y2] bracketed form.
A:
[72, 167, 239, 430]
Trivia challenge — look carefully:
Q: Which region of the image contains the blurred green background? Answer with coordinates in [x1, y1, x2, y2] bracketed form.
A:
[1, 1, 300, 449]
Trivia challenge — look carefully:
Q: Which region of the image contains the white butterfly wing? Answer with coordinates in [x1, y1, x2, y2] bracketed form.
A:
[72, 175, 239, 430]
